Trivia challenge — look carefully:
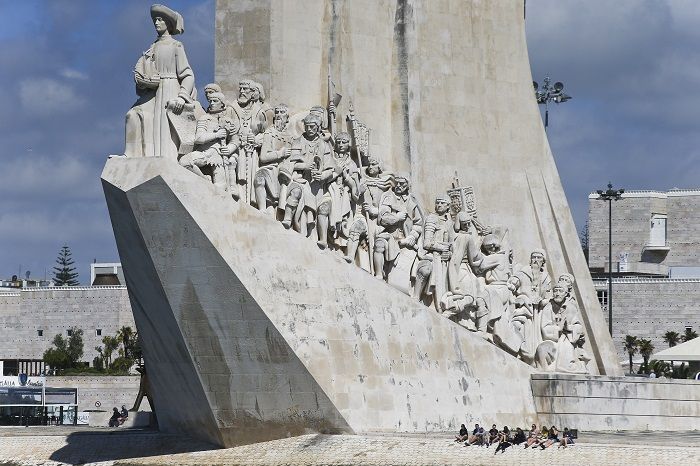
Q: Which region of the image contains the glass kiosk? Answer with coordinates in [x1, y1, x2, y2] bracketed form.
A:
[0, 376, 78, 426]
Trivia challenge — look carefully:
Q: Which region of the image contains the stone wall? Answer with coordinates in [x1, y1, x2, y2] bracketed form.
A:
[593, 278, 700, 363]
[0, 287, 134, 366]
[588, 190, 700, 271]
[532, 373, 700, 430]
[667, 191, 700, 266]
[47, 375, 147, 412]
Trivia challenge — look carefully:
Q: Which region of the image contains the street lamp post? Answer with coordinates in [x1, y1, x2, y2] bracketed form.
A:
[596, 183, 624, 336]
[533, 76, 572, 131]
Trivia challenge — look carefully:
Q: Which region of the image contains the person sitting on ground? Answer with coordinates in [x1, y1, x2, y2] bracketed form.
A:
[559, 427, 575, 448]
[524, 424, 541, 448]
[455, 423, 469, 442]
[494, 426, 512, 455]
[487, 424, 499, 446]
[108, 407, 121, 427]
[512, 427, 527, 445]
[465, 423, 486, 446]
[540, 425, 559, 449]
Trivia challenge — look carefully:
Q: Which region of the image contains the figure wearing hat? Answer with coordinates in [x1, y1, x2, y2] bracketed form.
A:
[124, 4, 196, 159]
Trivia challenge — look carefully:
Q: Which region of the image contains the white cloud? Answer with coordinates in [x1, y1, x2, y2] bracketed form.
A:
[0, 153, 101, 201]
[19, 77, 86, 116]
[60, 68, 88, 80]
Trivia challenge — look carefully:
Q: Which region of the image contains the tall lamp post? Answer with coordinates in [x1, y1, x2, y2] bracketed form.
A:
[533, 76, 572, 131]
[596, 183, 624, 336]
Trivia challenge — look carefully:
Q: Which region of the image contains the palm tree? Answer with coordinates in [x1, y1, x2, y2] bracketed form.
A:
[102, 336, 119, 369]
[637, 338, 654, 374]
[682, 327, 698, 343]
[116, 326, 135, 359]
[663, 331, 681, 348]
[623, 335, 638, 374]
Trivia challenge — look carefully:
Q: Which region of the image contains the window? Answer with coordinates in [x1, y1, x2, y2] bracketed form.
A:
[67, 329, 73, 337]
[597, 290, 608, 312]
[37, 330, 43, 337]
[96, 329, 102, 337]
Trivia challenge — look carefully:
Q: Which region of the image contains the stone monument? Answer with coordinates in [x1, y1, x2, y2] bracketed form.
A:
[103, 1, 625, 447]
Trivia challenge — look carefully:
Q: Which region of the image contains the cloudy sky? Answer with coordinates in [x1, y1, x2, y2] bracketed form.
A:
[0, 1, 697, 283]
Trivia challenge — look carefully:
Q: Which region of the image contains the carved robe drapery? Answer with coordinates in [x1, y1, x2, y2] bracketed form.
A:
[126, 35, 195, 158]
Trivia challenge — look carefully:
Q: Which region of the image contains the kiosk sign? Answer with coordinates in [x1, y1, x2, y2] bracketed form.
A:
[0, 375, 45, 388]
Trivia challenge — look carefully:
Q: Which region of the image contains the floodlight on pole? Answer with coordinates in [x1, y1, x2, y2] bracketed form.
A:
[596, 182, 625, 337]
[533, 76, 572, 131]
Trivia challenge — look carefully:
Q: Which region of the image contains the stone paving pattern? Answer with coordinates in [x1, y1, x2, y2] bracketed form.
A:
[1, 429, 699, 466]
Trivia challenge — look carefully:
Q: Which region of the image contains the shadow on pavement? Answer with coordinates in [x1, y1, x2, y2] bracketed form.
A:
[49, 429, 218, 465]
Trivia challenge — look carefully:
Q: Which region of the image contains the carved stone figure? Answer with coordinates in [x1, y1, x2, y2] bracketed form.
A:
[250, 81, 274, 128]
[558, 273, 575, 297]
[535, 282, 589, 373]
[318, 132, 362, 250]
[278, 113, 333, 236]
[254, 104, 294, 212]
[203, 82, 222, 102]
[508, 249, 553, 361]
[510, 250, 552, 311]
[374, 174, 424, 291]
[344, 158, 394, 269]
[477, 234, 515, 341]
[178, 92, 235, 190]
[414, 195, 453, 309]
[227, 79, 270, 203]
[124, 4, 196, 159]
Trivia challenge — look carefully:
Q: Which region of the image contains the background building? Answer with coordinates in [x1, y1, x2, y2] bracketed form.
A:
[588, 189, 700, 365]
[0, 285, 133, 376]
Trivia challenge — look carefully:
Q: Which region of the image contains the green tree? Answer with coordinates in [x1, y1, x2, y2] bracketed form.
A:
[43, 327, 84, 372]
[43, 335, 71, 371]
[682, 327, 698, 342]
[637, 338, 655, 374]
[663, 331, 681, 348]
[623, 335, 638, 374]
[101, 335, 119, 369]
[52, 245, 79, 286]
[67, 328, 84, 363]
[579, 221, 589, 263]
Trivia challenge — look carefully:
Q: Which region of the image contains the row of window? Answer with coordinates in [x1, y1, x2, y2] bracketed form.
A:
[36, 329, 103, 337]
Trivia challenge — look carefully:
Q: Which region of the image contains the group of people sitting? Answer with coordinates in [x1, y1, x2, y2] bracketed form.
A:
[108, 405, 129, 427]
[455, 422, 575, 454]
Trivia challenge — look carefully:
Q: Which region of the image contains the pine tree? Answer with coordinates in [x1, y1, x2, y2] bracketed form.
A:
[579, 221, 589, 263]
[53, 244, 80, 286]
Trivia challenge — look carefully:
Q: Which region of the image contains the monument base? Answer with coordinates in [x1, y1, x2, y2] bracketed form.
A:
[532, 373, 700, 430]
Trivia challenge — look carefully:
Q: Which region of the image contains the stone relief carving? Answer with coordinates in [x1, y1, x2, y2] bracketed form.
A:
[120, 4, 590, 374]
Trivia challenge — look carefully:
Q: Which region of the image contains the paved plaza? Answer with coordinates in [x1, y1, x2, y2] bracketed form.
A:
[1, 428, 699, 466]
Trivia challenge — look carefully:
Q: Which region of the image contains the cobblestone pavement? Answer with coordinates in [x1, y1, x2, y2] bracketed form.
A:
[1, 428, 699, 466]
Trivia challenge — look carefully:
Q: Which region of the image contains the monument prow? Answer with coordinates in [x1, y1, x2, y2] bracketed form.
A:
[103, 157, 539, 446]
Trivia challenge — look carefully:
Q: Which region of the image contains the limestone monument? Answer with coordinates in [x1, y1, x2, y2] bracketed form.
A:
[103, 1, 627, 448]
